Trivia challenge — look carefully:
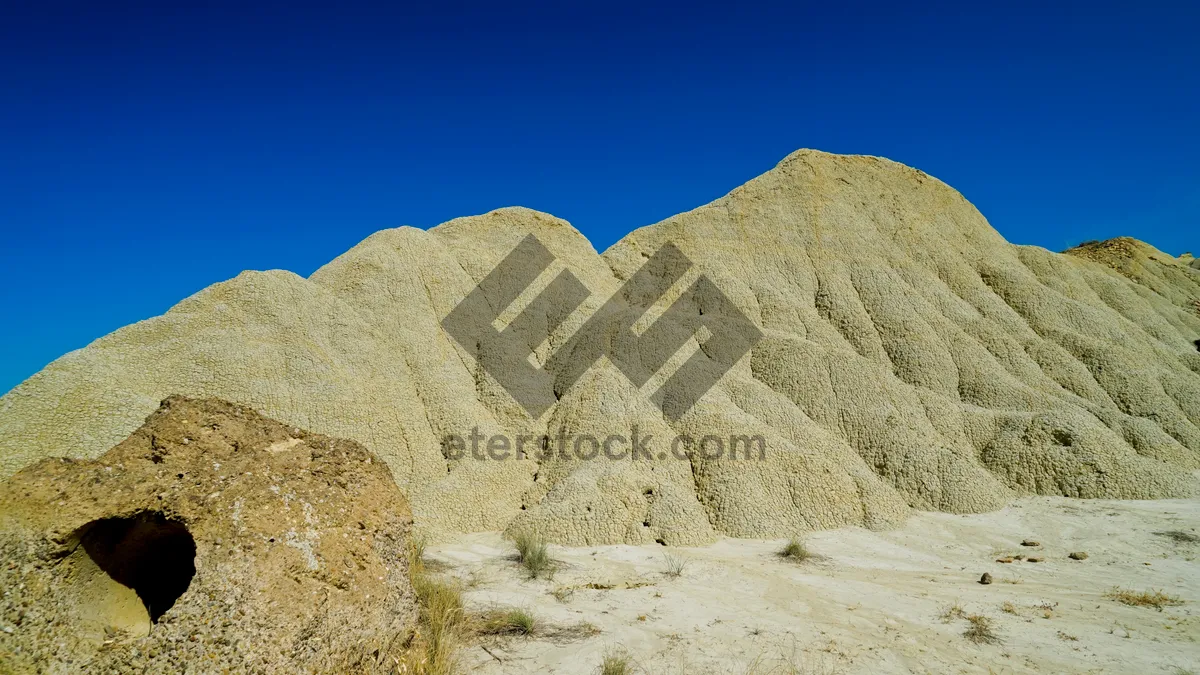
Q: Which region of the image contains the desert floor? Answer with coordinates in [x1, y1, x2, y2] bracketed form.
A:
[426, 496, 1200, 674]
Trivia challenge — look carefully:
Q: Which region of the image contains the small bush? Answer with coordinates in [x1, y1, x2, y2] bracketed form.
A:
[513, 531, 555, 579]
[779, 538, 813, 563]
[1106, 587, 1184, 611]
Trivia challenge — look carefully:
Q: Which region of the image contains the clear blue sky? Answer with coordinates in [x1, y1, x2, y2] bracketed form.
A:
[1, 1, 1197, 395]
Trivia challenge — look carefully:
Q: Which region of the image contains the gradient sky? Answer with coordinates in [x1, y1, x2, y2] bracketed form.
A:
[1, 1, 1197, 395]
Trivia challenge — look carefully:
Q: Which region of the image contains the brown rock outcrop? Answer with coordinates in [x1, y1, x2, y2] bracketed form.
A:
[0, 396, 416, 674]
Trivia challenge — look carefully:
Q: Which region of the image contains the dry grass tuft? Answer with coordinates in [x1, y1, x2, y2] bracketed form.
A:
[407, 532, 428, 571]
[779, 538, 814, 563]
[741, 650, 840, 674]
[663, 553, 688, 578]
[939, 604, 1000, 645]
[411, 573, 465, 660]
[963, 614, 1000, 645]
[939, 602, 966, 623]
[1034, 601, 1057, 619]
[1000, 601, 1018, 615]
[513, 531, 556, 579]
[472, 607, 537, 636]
[1106, 587, 1184, 611]
[601, 648, 633, 675]
[352, 545, 465, 675]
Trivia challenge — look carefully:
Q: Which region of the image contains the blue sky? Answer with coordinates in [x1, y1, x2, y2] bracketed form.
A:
[1, 1, 1197, 395]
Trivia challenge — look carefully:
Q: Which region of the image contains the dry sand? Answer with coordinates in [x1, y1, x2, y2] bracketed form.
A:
[428, 496, 1200, 674]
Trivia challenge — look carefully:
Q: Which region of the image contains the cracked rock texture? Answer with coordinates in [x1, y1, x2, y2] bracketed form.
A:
[0, 396, 415, 674]
[0, 150, 1197, 546]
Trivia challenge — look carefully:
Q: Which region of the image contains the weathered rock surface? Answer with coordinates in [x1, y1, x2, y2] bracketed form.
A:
[0, 150, 1197, 546]
[0, 396, 415, 674]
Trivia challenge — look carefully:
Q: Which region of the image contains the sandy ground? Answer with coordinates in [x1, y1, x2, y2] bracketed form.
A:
[425, 497, 1200, 674]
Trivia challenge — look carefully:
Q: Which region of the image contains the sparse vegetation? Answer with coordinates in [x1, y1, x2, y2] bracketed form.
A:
[513, 530, 556, 579]
[663, 553, 688, 578]
[939, 604, 999, 645]
[1000, 601, 1017, 615]
[373, 550, 465, 675]
[411, 573, 465, 654]
[939, 602, 966, 623]
[601, 648, 633, 675]
[1035, 601, 1057, 619]
[472, 607, 537, 636]
[407, 531, 428, 570]
[551, 585, 575, 603]
[1056, 630, 1078, 641]
[741, 650, 839, 674]
[779, 538, 814, 563]
[1105, 587, 1184, 611]
[1156, 530, 1200, 545]
[963, 614, 1000, 645]
[470, 604, 598, 642]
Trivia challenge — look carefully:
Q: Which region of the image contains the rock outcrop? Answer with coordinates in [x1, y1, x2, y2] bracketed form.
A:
[0, 397, 415, 673]
[0, 150, 1197, 546]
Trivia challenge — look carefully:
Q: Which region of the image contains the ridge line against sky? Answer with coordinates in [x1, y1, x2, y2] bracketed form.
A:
[1, 1, 1197, 395]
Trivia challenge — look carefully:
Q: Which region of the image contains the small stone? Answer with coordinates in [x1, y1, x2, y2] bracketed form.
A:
[1026, 556, 1044, 563]
[1021, 539, 1040, 547]
[1068, 551, 1088, 560]
[995, 557, 1014, 564]
[979, 572, 993, 585]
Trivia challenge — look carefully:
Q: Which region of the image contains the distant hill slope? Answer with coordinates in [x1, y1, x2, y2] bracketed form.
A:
[2, 150, 1197, 544]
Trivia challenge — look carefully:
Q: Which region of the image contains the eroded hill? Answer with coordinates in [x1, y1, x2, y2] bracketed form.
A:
[1, 150, 1197, 544]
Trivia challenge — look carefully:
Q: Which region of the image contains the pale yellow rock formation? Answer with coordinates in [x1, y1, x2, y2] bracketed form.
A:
[1, 150, 1197, 545]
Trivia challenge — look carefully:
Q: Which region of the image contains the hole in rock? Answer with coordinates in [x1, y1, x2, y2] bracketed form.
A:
[75, 512, 196, 623]
[1051, 429, 1074, 447]
[1194, 339, 1199, 352]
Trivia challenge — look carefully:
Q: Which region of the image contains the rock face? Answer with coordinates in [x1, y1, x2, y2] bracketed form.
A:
[0, 150, 1198, 546]
[0, 397, 415, 674]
